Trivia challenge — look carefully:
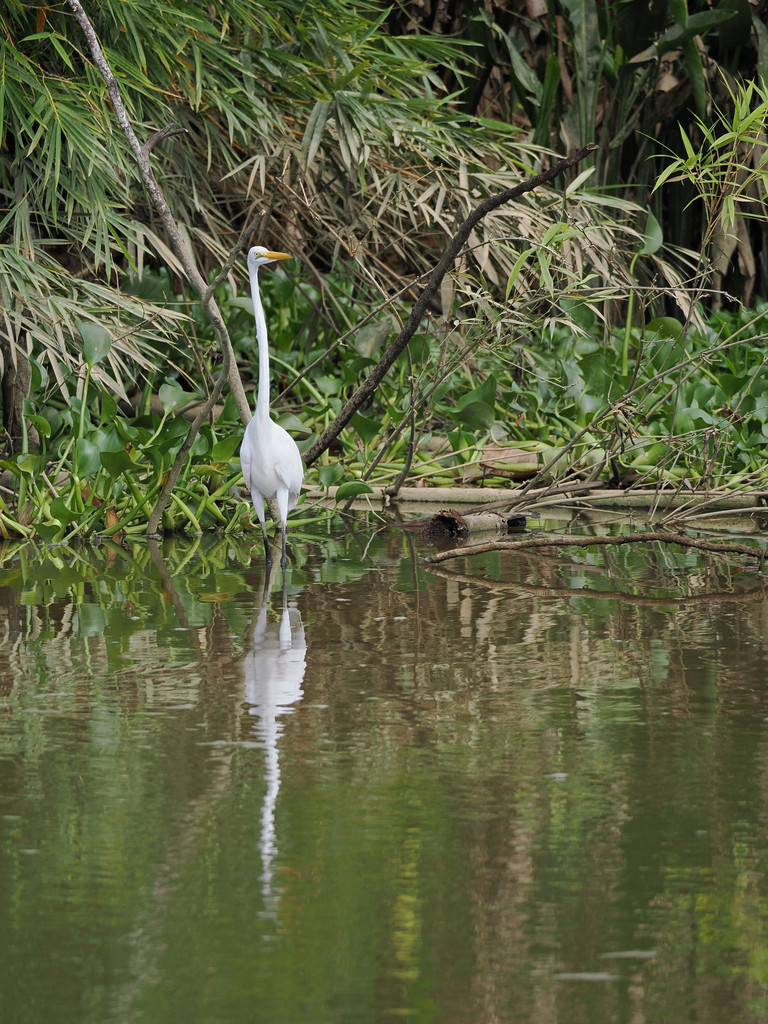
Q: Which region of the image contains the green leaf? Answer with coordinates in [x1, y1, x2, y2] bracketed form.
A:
[648, 317, 685, 338]
[29, 356, 47, 393]
[100, 391, 118, 424]
[457, 373, 497, 412]
[158, 381, 188, 413]
[455, 401, 496, 430]
[100, 449, 135, 477]
[638, 211, 663, 255]
[49, 496, 77, 527]
[682, 35, 706, 118]
[302, 99, 331, 168]
[577, 351, 612, 395]
[76, 321, 112, 368]
[210, 434, 243, 460]
[35, 523, 62, 543]
[505, 247, 535, 298]
[534, 54, 561, 147]
[334, 481, 374, 501]
[75, 438, 101, 477]
[276, 413, 312, 436]
[318, 463, 345, 487]
[351, 412, 382, 445]
[22, 399, 51, 438]
[668, 0, 688, 27]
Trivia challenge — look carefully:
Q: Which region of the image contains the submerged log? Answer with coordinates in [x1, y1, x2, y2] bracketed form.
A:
[406, 507, 528, 543]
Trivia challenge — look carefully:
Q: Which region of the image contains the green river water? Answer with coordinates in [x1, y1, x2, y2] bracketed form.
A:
[1, 515, 768, 1024]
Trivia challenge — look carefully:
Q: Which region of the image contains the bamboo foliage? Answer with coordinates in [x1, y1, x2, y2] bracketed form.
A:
[0, 0, 685, 398]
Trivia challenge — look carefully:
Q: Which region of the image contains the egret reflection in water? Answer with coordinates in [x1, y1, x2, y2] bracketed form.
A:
[243, 572, 306, 907]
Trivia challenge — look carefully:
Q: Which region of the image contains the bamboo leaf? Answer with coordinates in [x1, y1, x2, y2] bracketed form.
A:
[302, 99, 331, 168]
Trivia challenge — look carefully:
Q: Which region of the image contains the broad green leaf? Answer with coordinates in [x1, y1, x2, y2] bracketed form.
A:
[76, 321, 112, 368]
[639, 211, 663, 255]
[318, 463, 344, 487]
[334, 481, 374, 501]
[457, 373, 497, 411]
[29, 356, 47, 393]
[648, 317, 685, 338]
[35, 523, 62, 543]
[448, 428, 473, 454]
[668, 0, 688, 27]
[22, 399, 51, 438]
[24, 412, 51, 439]
[456, 400, 496, 429]
[75, 438, 102, 477]
[49, 496, 77, 526]
[210, 434, 243, 460]
[559, 0, 601, 149]
[754, 12, 768, 86]
[577, 351, 612, 395]
[276, 413, 312, 436]
[682, 36, 706, 117]
[100, 392, 118, 425]
[158, 381, 188, 413]
[351, 412, 382, 445]
[16, 454, 42, 476]
[100, 449, 135, 477]
[718, 373, 748, 399]
[534, 54, 561, 147]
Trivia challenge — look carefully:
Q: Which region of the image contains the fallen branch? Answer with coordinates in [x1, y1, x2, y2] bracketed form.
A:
[424, 529, 767, 566]
[302, 143, 598, 467]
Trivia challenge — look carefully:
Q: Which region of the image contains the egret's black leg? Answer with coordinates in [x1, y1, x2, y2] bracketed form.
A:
[280, 525, 288, 572]
[262, 523, 272, 565]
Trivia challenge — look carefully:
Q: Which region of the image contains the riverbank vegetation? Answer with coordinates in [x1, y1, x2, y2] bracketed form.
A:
[1, 0, 767, 540]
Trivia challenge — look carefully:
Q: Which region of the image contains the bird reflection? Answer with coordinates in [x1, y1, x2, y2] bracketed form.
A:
[243, 569, 306, 909]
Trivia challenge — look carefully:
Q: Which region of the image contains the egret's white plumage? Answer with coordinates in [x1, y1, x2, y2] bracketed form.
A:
[241, 246, 304, 570]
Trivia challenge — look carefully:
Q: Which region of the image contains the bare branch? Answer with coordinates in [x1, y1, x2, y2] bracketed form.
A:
[143, 125, 189, 156]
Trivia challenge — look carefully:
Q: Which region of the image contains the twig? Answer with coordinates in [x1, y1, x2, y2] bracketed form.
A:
[302, 143, 599, 466]
[425, 529, 767, 565]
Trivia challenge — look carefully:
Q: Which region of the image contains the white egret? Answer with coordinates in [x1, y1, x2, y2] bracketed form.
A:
[241, 246, 304, 571]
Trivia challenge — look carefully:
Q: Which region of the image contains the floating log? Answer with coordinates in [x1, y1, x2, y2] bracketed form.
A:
[406, 508, 528, 543]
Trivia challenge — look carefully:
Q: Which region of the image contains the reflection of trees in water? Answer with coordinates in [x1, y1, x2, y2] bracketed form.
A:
[2, 528, 768, 1022]
[294, 534, 768, 1024]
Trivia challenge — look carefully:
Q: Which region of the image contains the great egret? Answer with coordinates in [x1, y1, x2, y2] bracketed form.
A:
[241, 246, 304, 571]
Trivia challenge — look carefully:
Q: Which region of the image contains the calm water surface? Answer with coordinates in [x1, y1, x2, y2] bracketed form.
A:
[1, 516, 768, 1024]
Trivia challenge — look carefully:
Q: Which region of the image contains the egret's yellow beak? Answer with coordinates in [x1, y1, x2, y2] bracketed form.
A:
[265, 250, 292, 261]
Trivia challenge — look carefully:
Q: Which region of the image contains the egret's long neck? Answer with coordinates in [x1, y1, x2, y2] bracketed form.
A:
[249, 264, 271, 422]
